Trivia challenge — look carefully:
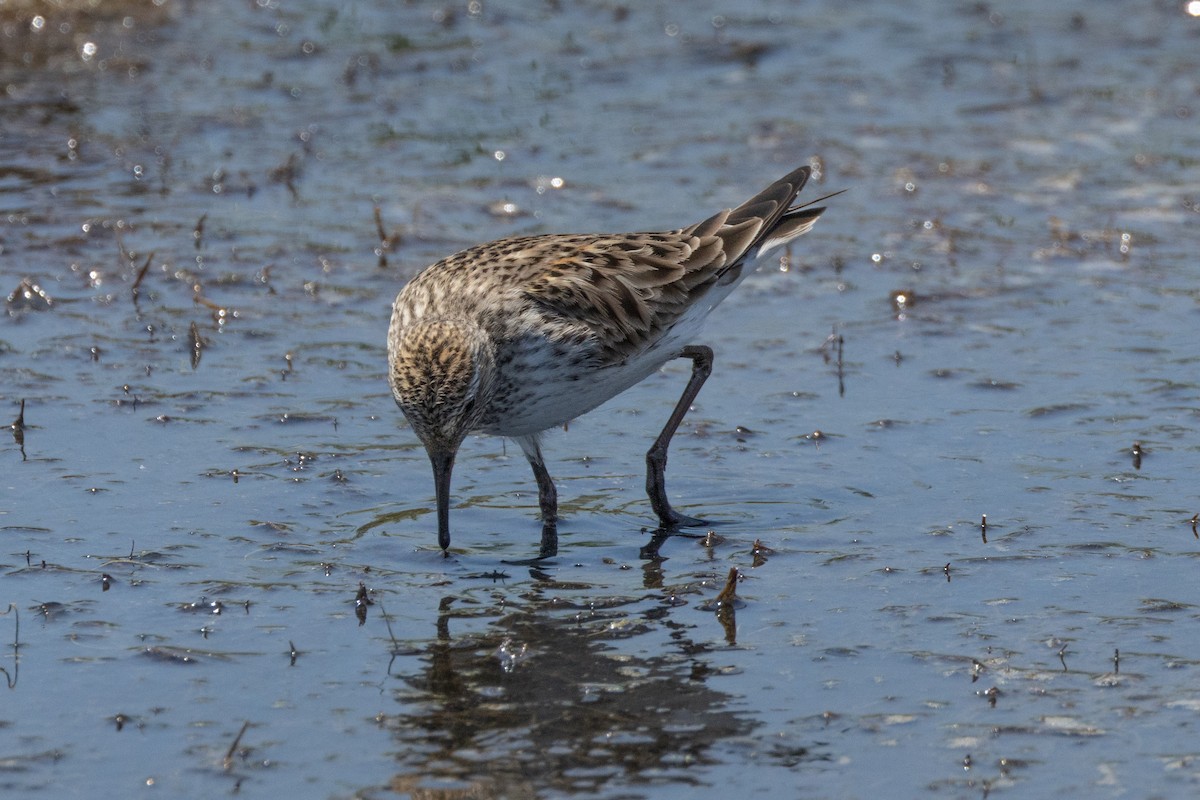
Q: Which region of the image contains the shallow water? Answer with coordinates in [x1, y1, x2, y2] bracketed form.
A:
[2, 0, 1199, 797]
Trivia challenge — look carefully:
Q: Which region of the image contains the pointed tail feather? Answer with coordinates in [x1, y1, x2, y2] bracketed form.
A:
[756, 205, 825, 255]
[752, 182, 846, 257]
[725, 165, 811, 230]
[724, 165, 834, 261]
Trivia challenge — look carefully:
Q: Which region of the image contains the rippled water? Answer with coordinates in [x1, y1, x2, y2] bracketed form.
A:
[2, 1, 1199, 797]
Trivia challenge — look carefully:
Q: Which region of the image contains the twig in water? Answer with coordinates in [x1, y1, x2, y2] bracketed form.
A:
[715, 568, 740, 605]
[131, 251, 154, 300]
[194, 213, 207, 251]
[0, 603, 18, 689]
[373, 206, 403, 268]
[223, 720, 251, 771]
[375, 599, 401, 653]
[10, 399, 26, 459]
[189, 321, 204, 370]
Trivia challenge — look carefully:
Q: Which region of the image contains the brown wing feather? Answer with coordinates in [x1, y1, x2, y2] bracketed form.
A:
[522, 165, 818, 363]
[521, 232, 711, 360]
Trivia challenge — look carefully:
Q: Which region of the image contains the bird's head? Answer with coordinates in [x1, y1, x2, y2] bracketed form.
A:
[388, 318, 495, 551]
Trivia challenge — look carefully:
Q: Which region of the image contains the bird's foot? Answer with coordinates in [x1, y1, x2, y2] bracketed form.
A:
[638, 518, 718, 560]
[500, 521, 558, 565]
[658, 508, 710, 530]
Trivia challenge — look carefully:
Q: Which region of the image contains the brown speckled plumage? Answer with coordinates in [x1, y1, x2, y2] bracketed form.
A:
[387, 164, 831, 557]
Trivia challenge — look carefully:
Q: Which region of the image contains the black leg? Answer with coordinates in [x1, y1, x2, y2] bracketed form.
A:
[518, 436, 558, 559]
[646, 344, 712, 529]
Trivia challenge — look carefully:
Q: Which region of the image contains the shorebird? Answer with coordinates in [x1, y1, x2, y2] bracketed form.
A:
[388, 164, 831, 557]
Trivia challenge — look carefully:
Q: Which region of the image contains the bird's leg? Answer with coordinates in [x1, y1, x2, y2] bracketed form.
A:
[646, 344, 713, 529]
[518, 436, 558, 558]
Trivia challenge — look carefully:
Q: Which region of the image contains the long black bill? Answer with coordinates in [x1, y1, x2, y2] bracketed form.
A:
[429, 450, 455, 553]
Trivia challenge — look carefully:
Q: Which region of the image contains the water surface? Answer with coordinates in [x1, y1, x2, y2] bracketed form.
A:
[2, 1, 1199, 797]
